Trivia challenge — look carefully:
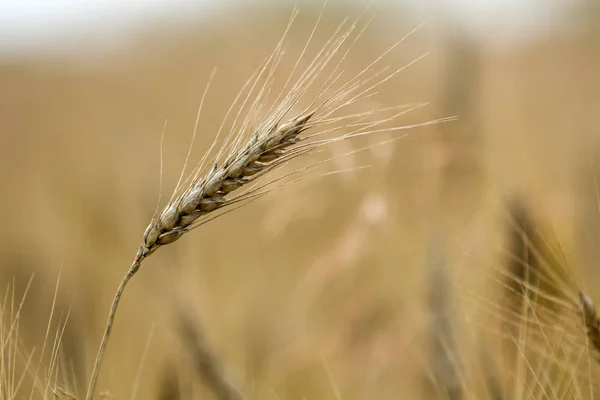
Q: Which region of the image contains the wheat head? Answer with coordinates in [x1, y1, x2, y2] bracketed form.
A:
[85, 7, 453, 400]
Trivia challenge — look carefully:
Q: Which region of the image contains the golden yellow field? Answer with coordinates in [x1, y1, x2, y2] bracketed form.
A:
[1, 2, 600, 399]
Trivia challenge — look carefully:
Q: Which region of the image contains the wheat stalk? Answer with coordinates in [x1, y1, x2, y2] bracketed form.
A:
[426, 230, 463, 399]
[84, 8, 454, 400]
[178, 305, 245, 400]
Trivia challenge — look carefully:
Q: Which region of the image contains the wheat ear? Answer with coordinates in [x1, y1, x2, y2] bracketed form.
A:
[579, 291, 600, 358]
[84, 10, 451, 400]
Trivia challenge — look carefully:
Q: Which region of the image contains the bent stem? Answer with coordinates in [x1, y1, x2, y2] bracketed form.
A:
[85, 249, 146, 400]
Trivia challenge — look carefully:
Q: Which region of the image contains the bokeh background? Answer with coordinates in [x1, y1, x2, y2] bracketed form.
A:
[1, 0, 599, 398]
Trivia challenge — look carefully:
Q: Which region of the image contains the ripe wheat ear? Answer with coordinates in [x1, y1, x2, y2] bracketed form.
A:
[579, 291, 600, 359]
[85, 8, 454, 400]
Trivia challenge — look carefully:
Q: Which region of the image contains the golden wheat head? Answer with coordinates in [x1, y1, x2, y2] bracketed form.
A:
[86, 7, 453, 400]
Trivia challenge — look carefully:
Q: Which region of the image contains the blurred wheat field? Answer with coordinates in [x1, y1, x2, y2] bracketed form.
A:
[1, 2, 600, 399]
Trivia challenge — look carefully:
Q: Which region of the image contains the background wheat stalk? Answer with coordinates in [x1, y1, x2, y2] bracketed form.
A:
[84, 7, 453, 400]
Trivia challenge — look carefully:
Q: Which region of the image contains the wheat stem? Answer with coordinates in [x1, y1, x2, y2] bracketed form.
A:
[178, 308, 245, 400]
[85, 250, 145, 400]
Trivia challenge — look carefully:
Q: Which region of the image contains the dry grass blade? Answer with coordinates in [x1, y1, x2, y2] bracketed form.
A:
[84, 7, 448, 400]
[578, 291, 600, 359]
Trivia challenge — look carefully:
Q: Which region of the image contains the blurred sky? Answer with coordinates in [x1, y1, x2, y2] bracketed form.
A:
[0, 0, 571, 56]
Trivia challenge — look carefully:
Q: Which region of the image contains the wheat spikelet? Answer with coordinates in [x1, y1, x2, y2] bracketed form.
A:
[85, 7, 453, 400]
